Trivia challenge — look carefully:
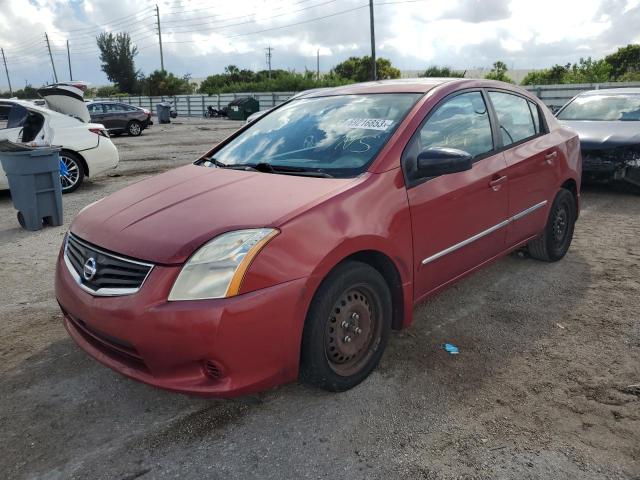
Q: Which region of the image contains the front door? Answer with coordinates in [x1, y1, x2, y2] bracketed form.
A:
[403, 90, 509, 299]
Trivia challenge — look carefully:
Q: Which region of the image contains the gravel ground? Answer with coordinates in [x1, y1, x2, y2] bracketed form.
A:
[0, 117, 638, 480]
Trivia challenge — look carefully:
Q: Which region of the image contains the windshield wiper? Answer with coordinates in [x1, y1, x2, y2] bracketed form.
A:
[249, 162, 334, 178]
[203, 158, 333, 177]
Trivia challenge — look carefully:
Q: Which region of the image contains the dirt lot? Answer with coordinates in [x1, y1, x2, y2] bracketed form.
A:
[0, 117, 638, 480]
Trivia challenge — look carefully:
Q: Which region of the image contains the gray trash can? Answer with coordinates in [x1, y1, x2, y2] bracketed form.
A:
[0, 146, 63, 231]
[156, 102, 171, 124]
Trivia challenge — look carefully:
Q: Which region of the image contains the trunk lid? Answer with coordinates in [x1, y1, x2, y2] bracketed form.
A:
[38, 82, 90, 123]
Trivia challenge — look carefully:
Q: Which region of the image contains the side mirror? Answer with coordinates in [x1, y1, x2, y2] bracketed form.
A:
[416, 147, 473, 177]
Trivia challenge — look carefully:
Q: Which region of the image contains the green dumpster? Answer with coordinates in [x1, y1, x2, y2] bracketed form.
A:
[226, 97, 260, 121]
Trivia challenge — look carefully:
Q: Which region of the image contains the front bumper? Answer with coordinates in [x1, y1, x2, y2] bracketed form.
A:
[55, 246, 308, 397]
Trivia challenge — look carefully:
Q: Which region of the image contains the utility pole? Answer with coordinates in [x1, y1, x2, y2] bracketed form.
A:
[156, 4, 165, 71]
[265, 46, 273, 78]
[1, 48, 12, 96]
[369, 0, 377, 81]
[66, 40, 73, 81]
[316, 49, 320, 81]
[45, 32, 58, 83]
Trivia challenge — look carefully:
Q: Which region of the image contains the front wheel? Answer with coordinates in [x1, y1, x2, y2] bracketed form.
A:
[300, 261, 392, 392]
[527, 188, 576, 262]
[59, 151, 84, 194]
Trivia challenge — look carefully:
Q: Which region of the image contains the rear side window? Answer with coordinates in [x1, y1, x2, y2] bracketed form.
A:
[489, 92, 536, 146]
[417, 91, 494, 158]
[104, 103, 125, 112]
[88, 103, 103, 113]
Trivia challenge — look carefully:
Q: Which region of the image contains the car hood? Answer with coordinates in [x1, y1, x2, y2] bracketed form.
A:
[70, 164, 357, 264]
[560, 120, 640, 151]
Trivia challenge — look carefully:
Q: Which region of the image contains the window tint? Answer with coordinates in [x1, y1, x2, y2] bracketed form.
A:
[417, 91, 493, 158]
[528, 101, 541, 134]
[88, 103, 102, 113]
[489, 92, 536, 146]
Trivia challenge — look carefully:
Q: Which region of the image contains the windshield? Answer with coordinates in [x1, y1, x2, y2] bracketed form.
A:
[557, 93, 640, 121]
[210, 93, 421, 177]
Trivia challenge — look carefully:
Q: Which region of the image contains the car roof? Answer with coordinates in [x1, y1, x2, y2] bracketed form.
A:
[579, 88, 640, 96]
[300, 77, 533, 98]
[303, 78, 459, 97]
[0, 98, 52, 115]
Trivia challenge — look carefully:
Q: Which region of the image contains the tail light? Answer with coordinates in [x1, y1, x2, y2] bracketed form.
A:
[89, 128, 109, 138]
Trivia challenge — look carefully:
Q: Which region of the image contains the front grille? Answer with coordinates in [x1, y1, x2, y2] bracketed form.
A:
[64, 233, 153, 296]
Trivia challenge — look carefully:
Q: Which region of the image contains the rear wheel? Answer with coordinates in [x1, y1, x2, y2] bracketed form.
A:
[127, 120, 142, 136]
[59, 151, 84, 194]
[527, 188, 576, 262]
[300, 261, 392, 391]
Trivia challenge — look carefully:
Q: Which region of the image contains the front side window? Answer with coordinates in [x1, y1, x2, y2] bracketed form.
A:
[417, 91, 494, 158]
[105, 103, 125, 112]
[211, 93, 421, 177]
[489, 91, 536, 146]
[557, 93, 640, 121]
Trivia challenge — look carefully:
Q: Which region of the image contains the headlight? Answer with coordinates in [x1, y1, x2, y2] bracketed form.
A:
[168, 228, 279, 301]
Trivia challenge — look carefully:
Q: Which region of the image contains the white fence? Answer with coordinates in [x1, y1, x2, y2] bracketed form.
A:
[93, 81, 640, 117]
[93, 92, 296, 117]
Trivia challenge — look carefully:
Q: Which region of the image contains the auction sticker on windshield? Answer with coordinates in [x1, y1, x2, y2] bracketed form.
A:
[343, 118, 395, 131]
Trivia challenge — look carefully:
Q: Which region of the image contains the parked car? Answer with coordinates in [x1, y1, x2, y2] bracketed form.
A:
[0, 83, 119, 193]
[87, 101, 152, 136]
[556, 88, 640, 189]
[56, 78, 581, 397]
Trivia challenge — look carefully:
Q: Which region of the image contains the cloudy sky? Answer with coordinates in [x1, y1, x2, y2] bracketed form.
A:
[0, 0, 639, 89]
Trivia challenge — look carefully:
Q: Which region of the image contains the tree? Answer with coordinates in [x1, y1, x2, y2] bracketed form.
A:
[141, 70, 193, 96]
[485, 61, 514, 83]
[95, 85, 120, 97]
[421, 66, 465, 78]
[332, 56, 400, 82]
[604, 44, 640, 80]
[521, 64, 570, 85]
[563, 57, 612, 83]
[96, 32, 139, 93]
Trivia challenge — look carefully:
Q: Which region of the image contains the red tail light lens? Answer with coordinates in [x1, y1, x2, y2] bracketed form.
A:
[89, 128, 110, 138]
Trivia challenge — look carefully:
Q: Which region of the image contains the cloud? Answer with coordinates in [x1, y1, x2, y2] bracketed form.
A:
[0, 0, 638, 89]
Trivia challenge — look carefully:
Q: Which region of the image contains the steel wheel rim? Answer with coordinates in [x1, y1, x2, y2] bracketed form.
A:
[325, 286, 381, 376]
[59, 156, 80, 191]
[552, 202, 569, 246]
[129, 123, 141, 135]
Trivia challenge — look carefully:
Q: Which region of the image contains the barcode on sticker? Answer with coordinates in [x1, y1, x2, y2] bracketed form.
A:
[343, 118, 394, 131]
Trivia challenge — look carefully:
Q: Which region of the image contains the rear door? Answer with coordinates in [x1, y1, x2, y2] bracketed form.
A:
[403, 90, 509, 299]
[88, 103, 106, 124]
[487, 91, 559, 245]
[102, 103, 127, 130]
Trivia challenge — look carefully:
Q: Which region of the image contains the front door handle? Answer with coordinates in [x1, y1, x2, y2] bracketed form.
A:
[489, 175, 508, 191]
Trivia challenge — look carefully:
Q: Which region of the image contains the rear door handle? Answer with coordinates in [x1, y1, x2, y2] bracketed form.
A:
[489, 175, 508, 191]
[544, 151, 558, 164]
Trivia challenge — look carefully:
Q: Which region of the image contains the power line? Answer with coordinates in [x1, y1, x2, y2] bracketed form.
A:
[163, 3, 368, 44]
[161, 0, 339, 32]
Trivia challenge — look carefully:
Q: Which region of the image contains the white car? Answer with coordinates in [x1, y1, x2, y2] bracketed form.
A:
[0, 83, 119, 193]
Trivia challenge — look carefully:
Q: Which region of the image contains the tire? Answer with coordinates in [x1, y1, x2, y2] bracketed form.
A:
[127, 120, 142, 136]
[527, 188, 576, 262]
[300, 261, 392, 392]
[59, 151, 85, 194]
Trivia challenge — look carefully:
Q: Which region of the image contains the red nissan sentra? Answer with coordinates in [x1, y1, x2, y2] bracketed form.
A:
[55, 79, 581, 397]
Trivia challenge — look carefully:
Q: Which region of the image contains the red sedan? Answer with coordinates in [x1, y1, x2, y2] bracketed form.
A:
[55, 79, 581, 397]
